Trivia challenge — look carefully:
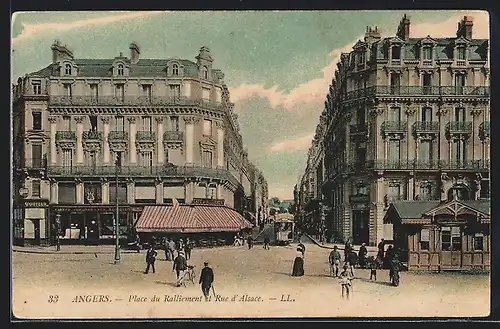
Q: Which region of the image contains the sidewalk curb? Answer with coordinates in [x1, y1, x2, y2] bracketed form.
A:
[13, 249, 139, 255]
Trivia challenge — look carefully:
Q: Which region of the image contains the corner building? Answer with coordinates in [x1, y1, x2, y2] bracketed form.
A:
[13, 41, 267, 246]
[321, 15, 490, 250]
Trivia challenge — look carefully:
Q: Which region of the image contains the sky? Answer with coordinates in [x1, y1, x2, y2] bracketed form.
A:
[11, 10, 489, 200]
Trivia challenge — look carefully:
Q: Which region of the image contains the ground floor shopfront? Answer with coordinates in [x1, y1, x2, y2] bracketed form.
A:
[13, 199, 51, 246]
[385, 199, 490, 271]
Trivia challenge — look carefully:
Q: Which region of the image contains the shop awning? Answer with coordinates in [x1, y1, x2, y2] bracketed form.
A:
[135, 205, 252, 233]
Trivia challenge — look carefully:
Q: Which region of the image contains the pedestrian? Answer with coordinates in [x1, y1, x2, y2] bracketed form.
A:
[298, 241, 306, 257]
[291, 247, 304, 277]
[163, 237, 170, 261]
[329, 245, 342, 277]
[247, 235, 253, 249]
[172, 251, 188, 287]
[347, 249, 358, 278]
[358, 243, 368, 269]
[339, 264, 353, 299]
[168, 238, 176, 261]
[263, 235, 270, 250]
[199, 261, 214, 301]
[177, 238, 184, 254]
[384, 245, 395, 269]
[377, 238, 385, 262]
[344, 239, 352, 262]
[368, 256, 377, 281]
[184, 238, 193, 260]
[144, 245, 157, 274]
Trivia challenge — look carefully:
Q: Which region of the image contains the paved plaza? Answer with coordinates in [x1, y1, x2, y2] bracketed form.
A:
[12, 242, 490, 319]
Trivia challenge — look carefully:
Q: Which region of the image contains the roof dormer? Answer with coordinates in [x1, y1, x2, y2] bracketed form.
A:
[112, 53, 130, 77]
[167, 58, 184, 77]
[60, 60, 78, 77]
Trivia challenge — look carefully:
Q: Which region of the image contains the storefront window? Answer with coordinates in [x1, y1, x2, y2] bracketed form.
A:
[441, 227, 451, 251]
[420, 228, 430, 250]
[451, 226, 462, 251]
[59, 183, 76, 204]
[474, 234, 484, 251]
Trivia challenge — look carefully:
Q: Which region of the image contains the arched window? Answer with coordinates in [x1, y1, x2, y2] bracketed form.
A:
[117, 64, 124, 76]
[172, 64, 179, 76]
[202, 66, 208, 79]
[65, 64, 72, 75]
[448, 184, 470, 201]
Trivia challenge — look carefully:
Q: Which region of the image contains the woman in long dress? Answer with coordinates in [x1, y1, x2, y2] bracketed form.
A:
[291, 248, 304, 277]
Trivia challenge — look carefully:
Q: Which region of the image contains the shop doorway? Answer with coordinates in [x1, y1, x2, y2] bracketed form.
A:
[440, 226, 462, 269]
[87, 211, 99, 244]
[352, 210, 370, 245]
[33, 220, 41, 245]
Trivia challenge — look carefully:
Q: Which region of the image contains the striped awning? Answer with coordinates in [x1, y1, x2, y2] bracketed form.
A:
[135, 205, 253, 233]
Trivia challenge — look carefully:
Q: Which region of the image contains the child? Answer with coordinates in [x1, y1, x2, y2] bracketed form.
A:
[339, 264, 353, 299]
[368, 256, 377, 281]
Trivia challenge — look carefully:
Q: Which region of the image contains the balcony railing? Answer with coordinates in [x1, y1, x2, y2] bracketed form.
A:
[365, 159, 489, 171]
[349, 124, 368, 134]
[49, 96, 222, 109]
[108, 131, 129, 140]
[136, 131, 156, 140]
[24, 157, 45, 169]
[345, 86, 490, 100]
[479, 121, 490, 139]
[446, 121, 472, 134]
[381, 121, 407, 135]
[55, 131, 76, 140]
[412, 121, 440, 133]
[349, 195, 370, 203]
[163, 131, 184, 142]
[82, 131, 103, 140]
[366, 160, 414, 170]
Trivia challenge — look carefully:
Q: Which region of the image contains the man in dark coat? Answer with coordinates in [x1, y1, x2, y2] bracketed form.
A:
[184, 238, 193, 260]
[199, 262, 214, 301]
[384, 245, 395, 269]
[172, 251, 188, 287]
[346, 249, 358, 277]
[263, 235, 270, 250]
[377, 239, 385, 262]
[247, 236, 253, 249]
[358, 243, 368, 269]
[144, 245, 157, 274]
[344, 239, 352, 262]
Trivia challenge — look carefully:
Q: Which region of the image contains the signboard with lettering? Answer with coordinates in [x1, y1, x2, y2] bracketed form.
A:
[24, 200, 49, 208]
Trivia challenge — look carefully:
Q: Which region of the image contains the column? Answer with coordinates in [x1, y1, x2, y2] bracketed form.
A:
[345, 114, 351, 164]
[128, 117, 137, 164]
[127, 180, 135, 204]
[156, 117, 164, 164]
[102, 117, 110, 164]
[371, 175, 385, 245]
[50, 180, 58, 204]
[216, 121, 224, 167]
[75, 116, 84, 164]
[185, 181, 194, 204]
[102, 180, 109, 204]
[155, 180, 163, 204]
[405, 107, 416, 161]
[408, 175, 414, 200]
[76, 180, 84, 204]
[184, 117, 195, 164]
[471, 109, 481, 160]
[375, 105, 385, 161]
[48, 117, 57, 165]
[216, 184, 222, 199]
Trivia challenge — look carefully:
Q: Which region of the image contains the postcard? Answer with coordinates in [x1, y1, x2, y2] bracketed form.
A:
[11, 10, 490, 319]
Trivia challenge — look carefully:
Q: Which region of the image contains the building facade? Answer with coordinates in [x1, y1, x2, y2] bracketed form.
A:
[12, 41, 266, 246]
[315, 15, 489, 247]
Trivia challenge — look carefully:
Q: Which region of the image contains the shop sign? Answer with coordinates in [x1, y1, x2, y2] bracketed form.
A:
[24, 200, 49, 208]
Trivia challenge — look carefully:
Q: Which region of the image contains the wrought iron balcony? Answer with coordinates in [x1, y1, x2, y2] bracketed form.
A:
[349, 194, 370, 203]
[364, 159, 490, 171]
[108, 131, 129, 140]
[49, 95, 222, 109]
[24, 157, 45, 169]
[366, 160, 414, 170]
[443, 160, 490, 171]
[163, 131, 184, 141]
[446, 121, 472, 134]
[82, 131, 103, 140]
[345, 86, 490, 100]
[412, 121, 440, 134]
[479, 121, 490, 139]
[55, 131, 76, 140]
[413, 160, 441, 170]
[136, 131, 156, 141]
[381, 121, 407, 135]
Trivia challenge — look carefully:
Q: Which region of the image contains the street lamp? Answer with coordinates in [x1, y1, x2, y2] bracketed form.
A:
[55, 213, 61, 251]
[114, 152, 122, 264]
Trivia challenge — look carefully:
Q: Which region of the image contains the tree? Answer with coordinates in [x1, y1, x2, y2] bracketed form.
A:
[269, 208, 276, 216]
[269, 197, 281, 207]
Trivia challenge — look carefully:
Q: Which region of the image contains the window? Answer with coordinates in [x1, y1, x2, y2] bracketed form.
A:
[422, 73, 432, 94]
[203, 119, 212, 136]
[172, 64, 179, 76]
[456, 47, 466, 60]
[390, 73, 400, 94]
[480, 179, 490, 199]
[473, 233, 484, 251]
[454, 107, 466, 122]
[421, 107, 432, 122]
[58, 183, 76, 204]
[61, 149, 73, 167]
[90, 84, 98, 100]
[31, 144, 43, 167]
[202, 151, 213, 168]
[202, 87, 210, 101]
[420, 228, 430, 250]
[140, 151, 153, 167]
[62, 116, 71, 130]
[387, 183, 401, 202]
[451, 226, 462, 251]
[84, 183, 102, 204]
[170, 116, 179, 131]
[357, 51, 365, 65]
[419, 182, 433, 201]
[419, 140, 433, 162]
[32, 80, 42, 95]
[422, 47, 432, 60]
[392, 46, 401, 59]
[388, 107, 401, 121]
[117, 64, 124, 76]
[109, 183, 127, 204]
[115, 116, 125, 132]
[441, 227, 451, 251]
[142, 85, 152, 99]
[115, 84, 124, 101]
[170, 85, 181, 99]
[455, 74, 466, 94]
[202, 66, 208, 79]
[65, 63, 72, 75]
[356, 107, 365, 125]
[112, 151, 124, 166]
[31, 180, 41, 197]
[165, 149, 169, 164]
[142, 116, 152, 132]
[85, 151, 98, 167]
[387, 139, 401, 161]
[64, 83, 72, 97]
[32, 111, 42, 130]
[451, 139, 467, 163]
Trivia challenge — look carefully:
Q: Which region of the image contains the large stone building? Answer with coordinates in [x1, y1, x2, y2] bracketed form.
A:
[12, 41, 268, 246]
[300, 15, 490, 254]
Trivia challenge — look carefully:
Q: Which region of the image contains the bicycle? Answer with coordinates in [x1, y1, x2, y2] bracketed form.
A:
[179, 265, 196, 286]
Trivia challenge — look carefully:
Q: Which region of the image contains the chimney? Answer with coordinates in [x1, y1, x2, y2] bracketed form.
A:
[51, 40, 74, 63]
[364, 26, 381, 43]
[396, 14, 411, 40]
[456, 16, 473, 39]
[129, 42, 140, 64]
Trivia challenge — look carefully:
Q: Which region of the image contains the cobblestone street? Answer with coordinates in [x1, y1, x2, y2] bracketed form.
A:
[12, 243, 489, 319]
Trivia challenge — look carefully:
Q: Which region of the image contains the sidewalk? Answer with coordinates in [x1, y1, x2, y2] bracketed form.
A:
[302, 233, 378, 256]
[12, 245, 140, 255]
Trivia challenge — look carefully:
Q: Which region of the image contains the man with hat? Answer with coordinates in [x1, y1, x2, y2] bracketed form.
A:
[172, 250, 188, 287]
[199, 261, 214, 301]
[358, 242, 368, 269]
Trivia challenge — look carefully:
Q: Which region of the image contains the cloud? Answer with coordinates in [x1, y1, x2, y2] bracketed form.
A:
[12, 11, 164, 44]
[229, 11, 489, 110]
[269, 133, 314, 152]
